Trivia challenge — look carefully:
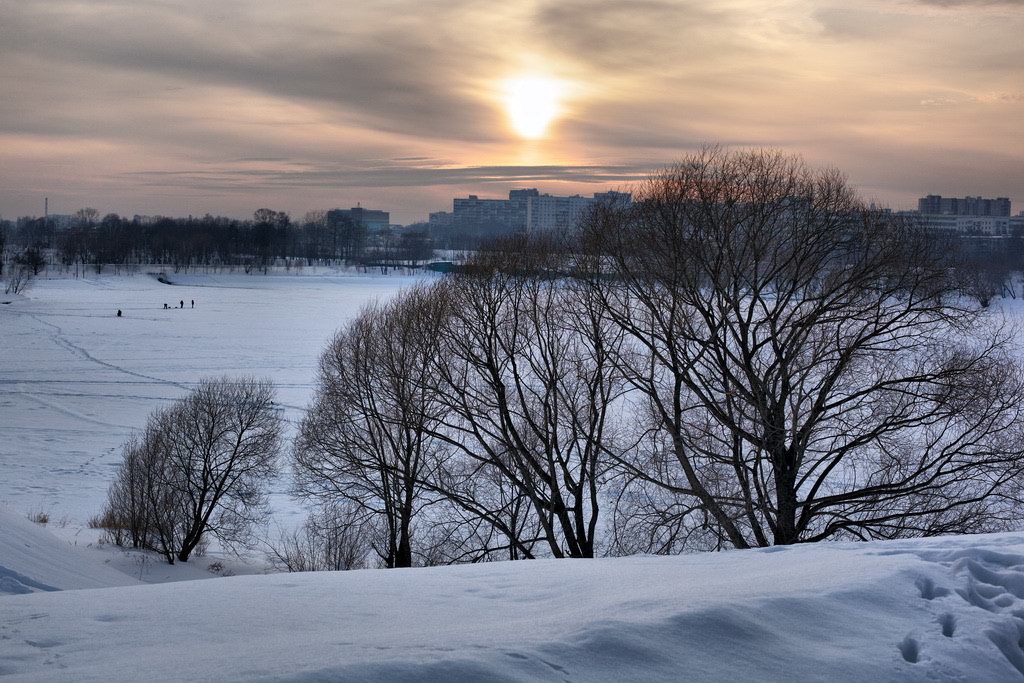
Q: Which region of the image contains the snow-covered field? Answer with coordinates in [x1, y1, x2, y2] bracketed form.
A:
[0, 271, 426, 524]
[6, 273, 1024, 681]
[2, 503, 1024, 681]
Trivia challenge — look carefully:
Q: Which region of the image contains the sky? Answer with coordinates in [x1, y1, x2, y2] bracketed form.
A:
[1, 0, 1022, 224]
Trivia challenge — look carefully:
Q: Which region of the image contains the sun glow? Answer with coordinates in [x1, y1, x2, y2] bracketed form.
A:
[502, 76, 563, 140]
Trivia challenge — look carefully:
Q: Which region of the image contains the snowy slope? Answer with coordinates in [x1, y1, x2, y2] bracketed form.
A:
[3, 532, 1024, 681]
[0, 507, 139, 595]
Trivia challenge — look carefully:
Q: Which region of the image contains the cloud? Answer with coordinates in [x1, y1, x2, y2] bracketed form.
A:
[0, 0, 504, 141]
[919, 97, 962, 107]
[913, 0, 1024, 7]
[0, 0, 1022, 220]
[534, 1, 752, 69]
[121, 161, 659, 192]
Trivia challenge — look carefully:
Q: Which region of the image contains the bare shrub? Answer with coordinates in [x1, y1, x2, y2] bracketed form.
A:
[267, 501, 370, 572]
[88, 507, 126, 546]
[25, 506, 50, 526]
[86, 512, 109, 529]
[4, 264, 32, 295]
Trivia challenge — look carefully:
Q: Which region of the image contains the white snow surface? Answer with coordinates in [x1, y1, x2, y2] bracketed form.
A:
[6, 274, 1024, 681]
[2, 521, 1024, 681]
[0, 271, 427, 523]
[0, 507, 140, 595]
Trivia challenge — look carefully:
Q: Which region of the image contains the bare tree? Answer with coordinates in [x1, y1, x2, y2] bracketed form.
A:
[98, 376, 282, 563]
[95, 417, 191, 562]
[15, 247, 46, 276]
[167, 376, 282, 561]
[418, 454, 545, 563]
[428, 233, 627, 558]
[0, 222, 7, 277]
[72, 207, 100, 230]
[293, 286, 447, 568]
[581, 147, 1024, 550]
[958, 256, 1010, 309]
[97, 433, 156, 549]
[302, 210, 328, 264]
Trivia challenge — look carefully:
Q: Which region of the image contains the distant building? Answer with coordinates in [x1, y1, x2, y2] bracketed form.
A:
[446, 188, 632, 235]
[918, 195, 1011, 217]
[428, 211, 454, 227]
[326, 206, 390, 233]
[526, 191, 632, 232]
[452, 189, 538, 234]
[919, 214, 1024, 237]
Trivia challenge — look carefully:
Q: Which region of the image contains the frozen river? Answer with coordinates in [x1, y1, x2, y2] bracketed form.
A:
[0, 271, 427, 523]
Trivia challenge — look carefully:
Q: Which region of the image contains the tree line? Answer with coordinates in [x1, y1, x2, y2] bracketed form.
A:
[2, 208, 435, 275]
[96, 148, 1024, 569]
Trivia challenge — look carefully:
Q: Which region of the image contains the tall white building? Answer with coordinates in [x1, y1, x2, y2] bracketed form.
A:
[526, 191, 631, 232]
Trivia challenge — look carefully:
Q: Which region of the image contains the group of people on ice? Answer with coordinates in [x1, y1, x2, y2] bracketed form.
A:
[118, 299, 194, 317]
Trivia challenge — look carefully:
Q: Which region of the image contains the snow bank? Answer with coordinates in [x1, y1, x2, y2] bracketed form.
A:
[3, 532, 1024, 681]
[0, 507, 139, 595]
[0, 504, 271, 596]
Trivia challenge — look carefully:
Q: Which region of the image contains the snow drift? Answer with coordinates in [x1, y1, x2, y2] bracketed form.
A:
[3, 523, 1024, 681]
[0, 507, 138, 595]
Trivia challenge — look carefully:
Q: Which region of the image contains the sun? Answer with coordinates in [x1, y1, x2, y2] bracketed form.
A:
[502, 76, 563, 140]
